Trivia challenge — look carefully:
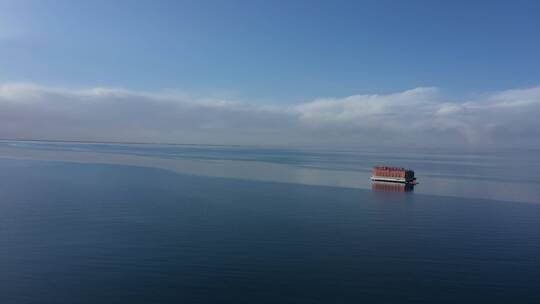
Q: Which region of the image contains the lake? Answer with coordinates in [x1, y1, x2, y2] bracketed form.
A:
[0, 141, 539, 303]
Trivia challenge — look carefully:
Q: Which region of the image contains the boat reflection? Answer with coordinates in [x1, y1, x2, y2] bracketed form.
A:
[371, 181, 415, 192]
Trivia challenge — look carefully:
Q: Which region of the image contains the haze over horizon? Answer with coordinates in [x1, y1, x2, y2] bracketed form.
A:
[1, 0, 540, 148]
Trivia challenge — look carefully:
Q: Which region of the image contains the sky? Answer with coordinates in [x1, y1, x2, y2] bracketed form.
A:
[1, 0, 540, 148]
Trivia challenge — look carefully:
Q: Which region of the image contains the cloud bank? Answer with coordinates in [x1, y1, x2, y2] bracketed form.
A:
[1, 83, 540, 148]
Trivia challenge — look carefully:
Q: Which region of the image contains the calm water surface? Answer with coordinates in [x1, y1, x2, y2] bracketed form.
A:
[0, 141, 539, 303]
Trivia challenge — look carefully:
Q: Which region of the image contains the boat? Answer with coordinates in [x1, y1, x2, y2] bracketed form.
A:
[370, 166, 417, 184]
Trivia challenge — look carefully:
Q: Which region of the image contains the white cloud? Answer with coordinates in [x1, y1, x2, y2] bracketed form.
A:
[1, 82, 539, 148]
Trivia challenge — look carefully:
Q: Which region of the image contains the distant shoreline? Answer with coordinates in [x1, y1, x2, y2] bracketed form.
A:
[0, 138, 242, 148]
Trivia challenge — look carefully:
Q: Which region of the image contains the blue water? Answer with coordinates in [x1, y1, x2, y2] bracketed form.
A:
[1, 142, 539, 303]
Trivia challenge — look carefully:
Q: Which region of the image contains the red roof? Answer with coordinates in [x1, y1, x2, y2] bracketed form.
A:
[373, 166, 407, 172]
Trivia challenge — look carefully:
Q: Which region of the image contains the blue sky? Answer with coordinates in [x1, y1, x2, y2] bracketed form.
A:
[1, 0, 539, 102]
[1, 0, 540, 147]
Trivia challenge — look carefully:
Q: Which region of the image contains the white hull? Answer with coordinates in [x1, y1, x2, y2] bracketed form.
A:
[371, 176, 410, 183]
